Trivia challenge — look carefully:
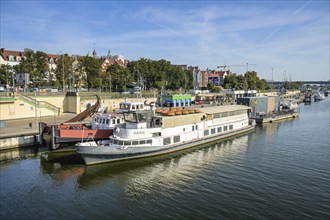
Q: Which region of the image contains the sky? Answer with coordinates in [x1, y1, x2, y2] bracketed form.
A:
[1, 0, 329, 81]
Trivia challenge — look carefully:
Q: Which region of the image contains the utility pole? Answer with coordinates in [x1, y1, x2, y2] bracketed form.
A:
[12, 72, 15, 97]
[61, 51, 65, 92]
[109, 74, 111, 93]
[271, 67, 274, 92]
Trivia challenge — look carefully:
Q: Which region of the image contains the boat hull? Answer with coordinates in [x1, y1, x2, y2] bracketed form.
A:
[76, 125, 255, 165]
[42, 126, 113, 150]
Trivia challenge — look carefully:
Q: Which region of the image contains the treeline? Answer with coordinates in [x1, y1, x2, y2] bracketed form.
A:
[1, 48, 303, 92]
[0, 48, 192, 92]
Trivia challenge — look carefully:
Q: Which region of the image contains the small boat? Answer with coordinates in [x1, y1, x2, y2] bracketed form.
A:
[314, 91, 325, 101]
[76, 105, 255, 165]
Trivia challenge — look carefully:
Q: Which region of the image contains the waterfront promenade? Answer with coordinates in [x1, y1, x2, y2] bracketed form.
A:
[0, 113, 78, 139]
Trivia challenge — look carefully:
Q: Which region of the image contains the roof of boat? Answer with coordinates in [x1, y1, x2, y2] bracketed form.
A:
[188, 105, 250, 114]
[93, 113, 123, 118]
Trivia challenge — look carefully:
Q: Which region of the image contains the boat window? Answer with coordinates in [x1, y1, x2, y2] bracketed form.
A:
[192, 125, 195, 131]
[124, 141, 131, 145]
[153, 132, 161, 137]
[132, 141, 139, 145]
[163, 137, 171, 145]
[211, 128, 216, 134]
[147, 140, 152, 144]
[112, 119, 116, 124]
[94, 117, 97, 122]
[140, 140, 146, 145]
[117, 140, 124, 145]
[102, 119, 106, 124]
[204, 130, 209, 136]
[228, 111, 235, 116]
[132, 105, 136, 110]
[117, 119, 120, 124]
[196, 125, 198, 130]
[174, 135, 180, 143]
[213, 113, 221, 119]
[220, 112, 228, 117]
[229, 125, 233, 130]
[106, 119, 110, 125]
[140, 104, 143, 109]
[124, 112, 137, 123]
[217, 127, 222, 133]
[137, 113, 147, 123]
[224, 126, 228, 131]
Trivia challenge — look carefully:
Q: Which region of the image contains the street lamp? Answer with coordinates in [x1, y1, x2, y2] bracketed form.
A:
[12, 71, 15, 97]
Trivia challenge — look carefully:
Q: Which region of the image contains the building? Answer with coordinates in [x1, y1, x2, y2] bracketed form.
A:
[161, 94, 192, 107]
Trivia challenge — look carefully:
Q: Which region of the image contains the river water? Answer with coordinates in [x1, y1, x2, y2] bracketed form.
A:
[1, 98, 329, 220]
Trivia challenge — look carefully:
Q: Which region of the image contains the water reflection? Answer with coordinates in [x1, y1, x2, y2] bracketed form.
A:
[0, 146, 47, 164]
[76, 134, 250, 200]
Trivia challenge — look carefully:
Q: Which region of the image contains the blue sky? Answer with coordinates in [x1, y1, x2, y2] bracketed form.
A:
[1, 0, 329, 81]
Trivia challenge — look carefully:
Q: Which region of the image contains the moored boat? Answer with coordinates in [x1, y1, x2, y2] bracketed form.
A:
[76, 105, 255, 165]
[42, 98, 149, 150]
[314, 91, 325, 101]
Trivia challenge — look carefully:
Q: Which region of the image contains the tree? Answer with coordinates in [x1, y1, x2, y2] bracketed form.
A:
[0, 64, 14, 85]
[106, 63, 133, 92]
[244, 71, 259, 90]
[81, 56, 102, 90]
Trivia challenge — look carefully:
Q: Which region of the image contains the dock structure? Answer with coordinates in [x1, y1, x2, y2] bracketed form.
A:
[255, 112, 299, 124]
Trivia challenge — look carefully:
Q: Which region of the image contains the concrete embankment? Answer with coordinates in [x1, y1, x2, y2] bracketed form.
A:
[0, 113, 77, 150]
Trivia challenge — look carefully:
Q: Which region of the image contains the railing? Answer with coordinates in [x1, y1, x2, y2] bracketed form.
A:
[18, 94, 61, 115]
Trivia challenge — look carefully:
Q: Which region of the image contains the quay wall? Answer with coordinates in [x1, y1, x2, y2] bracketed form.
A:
[0, 134, 40, 151]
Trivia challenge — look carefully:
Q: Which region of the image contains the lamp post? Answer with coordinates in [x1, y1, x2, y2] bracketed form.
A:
[12, 72, 15, 97]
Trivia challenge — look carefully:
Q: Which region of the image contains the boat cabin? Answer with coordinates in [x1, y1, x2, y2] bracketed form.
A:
[92, 114, 125, 130]
[119, 102, 147, 113]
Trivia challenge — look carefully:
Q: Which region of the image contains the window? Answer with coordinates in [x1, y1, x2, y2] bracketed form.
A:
[220, 112, 228, 117]
[117, 119, 120, 124]
[213, 113, 221, 118]
[112, 119, 116, 124]
[224, 126, 228, 131]
[138, 113, 147, 122]
[147, 140, 152, 144]
[106, 119, 110, 125]
[229, 125, 233, 130]
[174, 135, 180, 143]
[153, 132, 161, 137]
[211, 128, 216, 134]
[163, 137, 171, 145]
[217, 127, 222, 133]
[132, 141, 139, 145]
[228, 111, 235, 116]
[192, 125, 195, 131]
[204, 130, 209, 136]
[139, 140, 146, 145]
[124, 141, 131, 145]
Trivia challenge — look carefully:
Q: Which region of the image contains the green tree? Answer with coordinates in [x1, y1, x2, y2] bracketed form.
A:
[244, 71, 259, 90]
[82, 56, 102, 90]
[107, 63, 133, 92]
[0, 64, 14, 85]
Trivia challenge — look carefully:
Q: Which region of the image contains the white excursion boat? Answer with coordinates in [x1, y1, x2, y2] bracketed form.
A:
[314, 91, 325, 101]
[76, 105, 255, 165]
